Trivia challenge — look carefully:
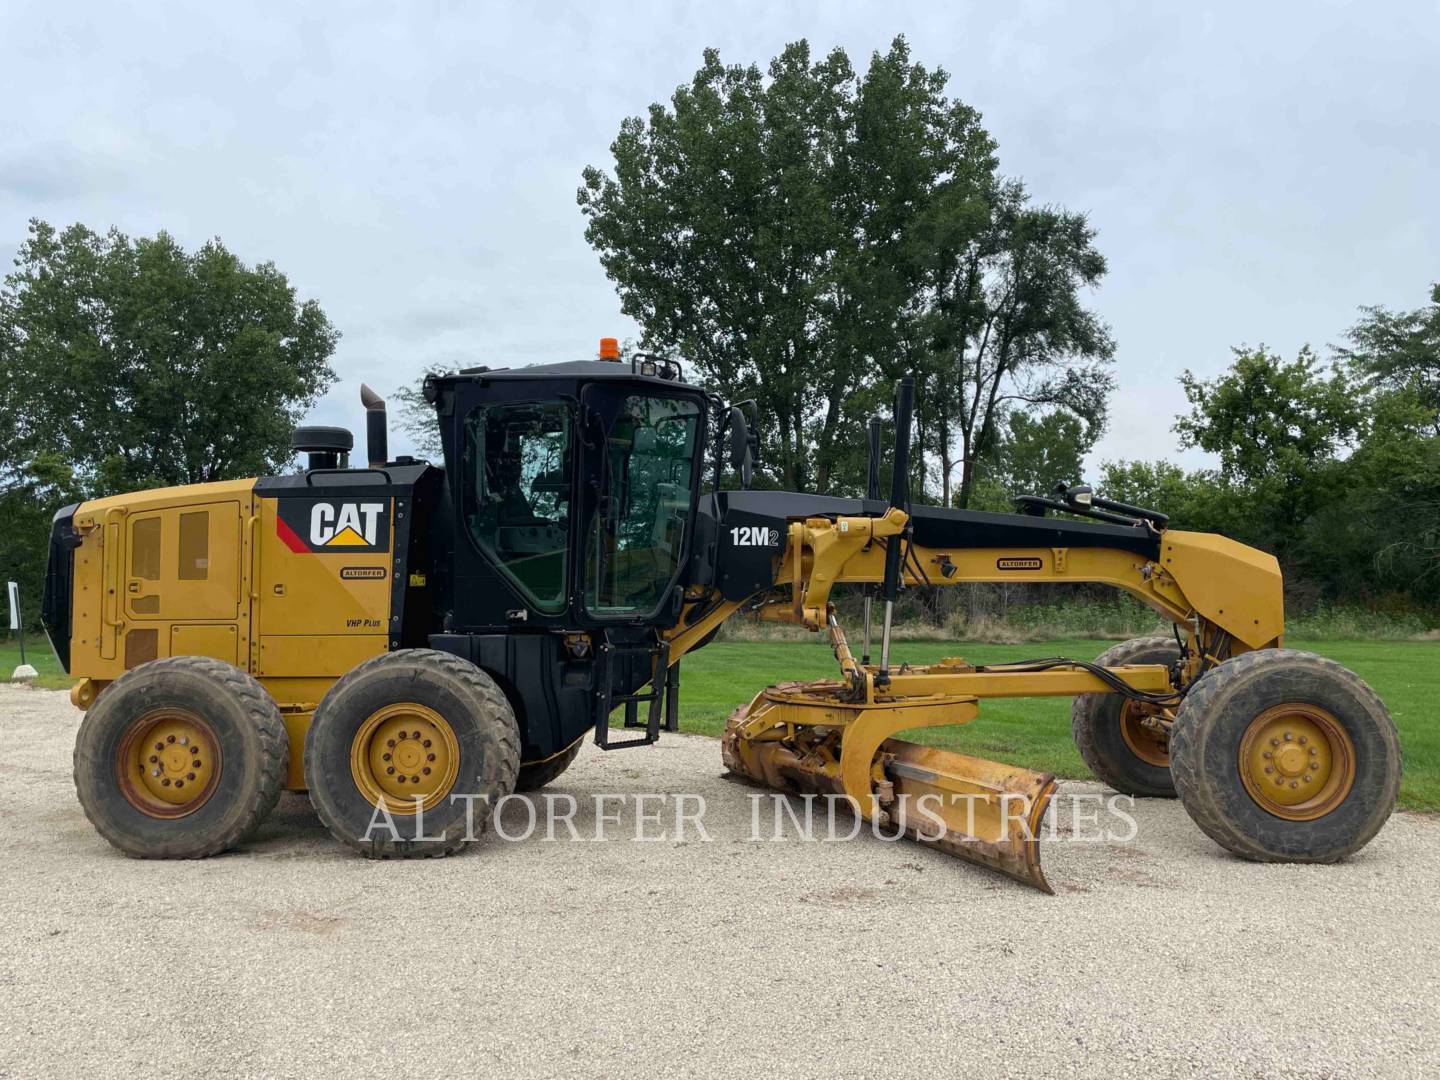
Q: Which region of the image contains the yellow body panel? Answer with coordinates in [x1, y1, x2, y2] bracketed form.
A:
[66, 478, 391, 790]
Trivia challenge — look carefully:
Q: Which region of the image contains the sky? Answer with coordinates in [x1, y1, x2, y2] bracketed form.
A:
[2, 0, 1436, 471]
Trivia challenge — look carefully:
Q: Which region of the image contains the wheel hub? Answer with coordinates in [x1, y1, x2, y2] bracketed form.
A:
[1238, 703, 1355, 821]
[1119, 700, 1170, 768]
[350, 703, 460, 815]
[117, 710, 222, 818]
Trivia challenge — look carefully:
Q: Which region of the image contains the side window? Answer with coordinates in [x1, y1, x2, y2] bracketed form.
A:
[130, 517, 162, 581]
[463, 401, 571, 613]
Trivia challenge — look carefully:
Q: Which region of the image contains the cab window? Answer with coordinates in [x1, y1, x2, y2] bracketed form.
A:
[463, 401, 571, 613]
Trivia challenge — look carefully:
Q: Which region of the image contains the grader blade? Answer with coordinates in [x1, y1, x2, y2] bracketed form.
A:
[722, 683, 1058, 893]
[881, 739, 1057, 892]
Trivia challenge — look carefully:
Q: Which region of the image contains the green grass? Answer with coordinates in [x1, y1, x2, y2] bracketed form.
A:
[0, 639, 71, 690]
[676, 638, 1440, 811]
[7, 634, 1436, 809]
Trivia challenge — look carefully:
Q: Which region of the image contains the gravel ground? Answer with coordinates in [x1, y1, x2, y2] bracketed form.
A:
[1, 685, 1437, 1079]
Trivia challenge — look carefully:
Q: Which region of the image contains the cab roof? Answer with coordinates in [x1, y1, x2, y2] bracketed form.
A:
[432, 358, 692, 388]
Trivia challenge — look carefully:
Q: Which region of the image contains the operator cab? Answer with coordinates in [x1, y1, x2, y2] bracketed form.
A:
[426, 348, 713, 633]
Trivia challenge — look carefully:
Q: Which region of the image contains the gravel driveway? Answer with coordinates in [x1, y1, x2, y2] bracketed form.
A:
[1, 684, 1436, 1079]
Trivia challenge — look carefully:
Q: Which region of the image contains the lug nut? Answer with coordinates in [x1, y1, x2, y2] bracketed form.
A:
[386, 739, 396, 748]
[382, 752, 391, 762]
[179, 736, 188, 746]
[422, 767, 431, 775]
[152, 769, 161, 777]
[155, 742, 165, 752]
[1303, 775, 1312, 783]
[192, 760, 201, 769]
[1283, 732, 1293, 741]
[386, 766, 395, 775]
[167, 735, 176, 743]
[422, 739, 432, 749]
[410, 775, 419, 784]
[1271, 738, 1280, 747]
[396, 775, 406, 784]
[1298, 736, 1307, 744]
[1274, 776, 1284, 785]
[1309, 747, 1319, 756]
[1263, 751, 1272, 759]
[187, 772, 196, 781]
[1290, 781, 1298, 788]
[1264, 765, 1274, 774]
[162, 778, 171, 786]
[426, 753, 436, 762]
[398, 730, 408, 740]
[149, 755, 159, 764]
[175, 781, 184, 789]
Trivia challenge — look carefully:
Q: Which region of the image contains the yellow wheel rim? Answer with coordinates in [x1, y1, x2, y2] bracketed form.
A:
[1238, 703, 1356, 821]
[349, 703, 460, 816]
[1119, 700, 1170, 768]
[117, 709, 222, 818]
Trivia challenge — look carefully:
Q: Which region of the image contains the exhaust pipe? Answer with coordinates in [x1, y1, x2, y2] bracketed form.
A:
[360, 384, 388, 469]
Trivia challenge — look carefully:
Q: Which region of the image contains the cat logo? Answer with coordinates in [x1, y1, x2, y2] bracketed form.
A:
[275, 498, 391, 554]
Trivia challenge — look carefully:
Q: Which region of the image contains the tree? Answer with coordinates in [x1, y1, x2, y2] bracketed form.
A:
[579, 37, 1112, 501]
[0, 220, 338, 496]
[995, 409, 1094, 498]
[1175, 345, 1360, 486]
[1335, 283, 1440, 434]
[914, 185, 1114, 507]
[1174, 345, 1359, 559]
[0, 219, 338, 627]
[391, 367, 447, 462]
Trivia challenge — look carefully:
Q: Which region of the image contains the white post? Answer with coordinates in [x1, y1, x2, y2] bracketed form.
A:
[8, 581, 37, 684]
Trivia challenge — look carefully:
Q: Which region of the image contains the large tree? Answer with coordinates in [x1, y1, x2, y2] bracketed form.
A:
[1335, 283, 1440, 436]
[579, 37, 1112, 501]
[0, 220, 338, 627]
[0, 220, 338, 496]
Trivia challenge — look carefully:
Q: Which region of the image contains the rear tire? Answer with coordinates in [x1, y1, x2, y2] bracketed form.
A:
[515, 738, 583, 792]
[73, 656, 288, 858]
[305, 649, 520, 858]
[1170, 648, 1401, 862]
[1071, 636, 1180, 797]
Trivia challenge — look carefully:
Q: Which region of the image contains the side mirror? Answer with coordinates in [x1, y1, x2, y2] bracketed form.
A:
[726, 407, 749, 471]
[722, 401, 758, 489]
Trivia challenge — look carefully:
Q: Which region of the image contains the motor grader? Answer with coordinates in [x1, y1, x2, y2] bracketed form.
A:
[42, 341, 1401, 890]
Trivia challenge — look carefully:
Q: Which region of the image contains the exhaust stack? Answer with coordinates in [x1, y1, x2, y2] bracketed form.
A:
[360, 384, 388, 469]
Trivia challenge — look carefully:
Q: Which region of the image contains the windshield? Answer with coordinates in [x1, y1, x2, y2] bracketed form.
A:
[463, 400, 570, 613]
[584, 393, 701, 617]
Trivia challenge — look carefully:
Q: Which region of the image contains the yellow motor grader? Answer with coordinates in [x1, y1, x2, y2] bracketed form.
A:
[42, 346, 1401, 890]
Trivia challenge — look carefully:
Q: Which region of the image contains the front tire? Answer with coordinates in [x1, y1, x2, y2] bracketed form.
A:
[1170, 648, 1401, 863]
[1071, 635, 1181, 797]
[73, 656, 288, 858]
[305, 650, 520, 858]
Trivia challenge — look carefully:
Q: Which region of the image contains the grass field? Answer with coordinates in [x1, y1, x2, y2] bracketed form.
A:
[6, 636, 1437, 809]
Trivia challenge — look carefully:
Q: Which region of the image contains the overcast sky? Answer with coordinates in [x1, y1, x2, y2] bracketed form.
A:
[3, 1, 1436, 471]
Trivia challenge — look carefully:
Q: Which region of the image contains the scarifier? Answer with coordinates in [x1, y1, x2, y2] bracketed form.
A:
[43, 343, 1402, 890]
